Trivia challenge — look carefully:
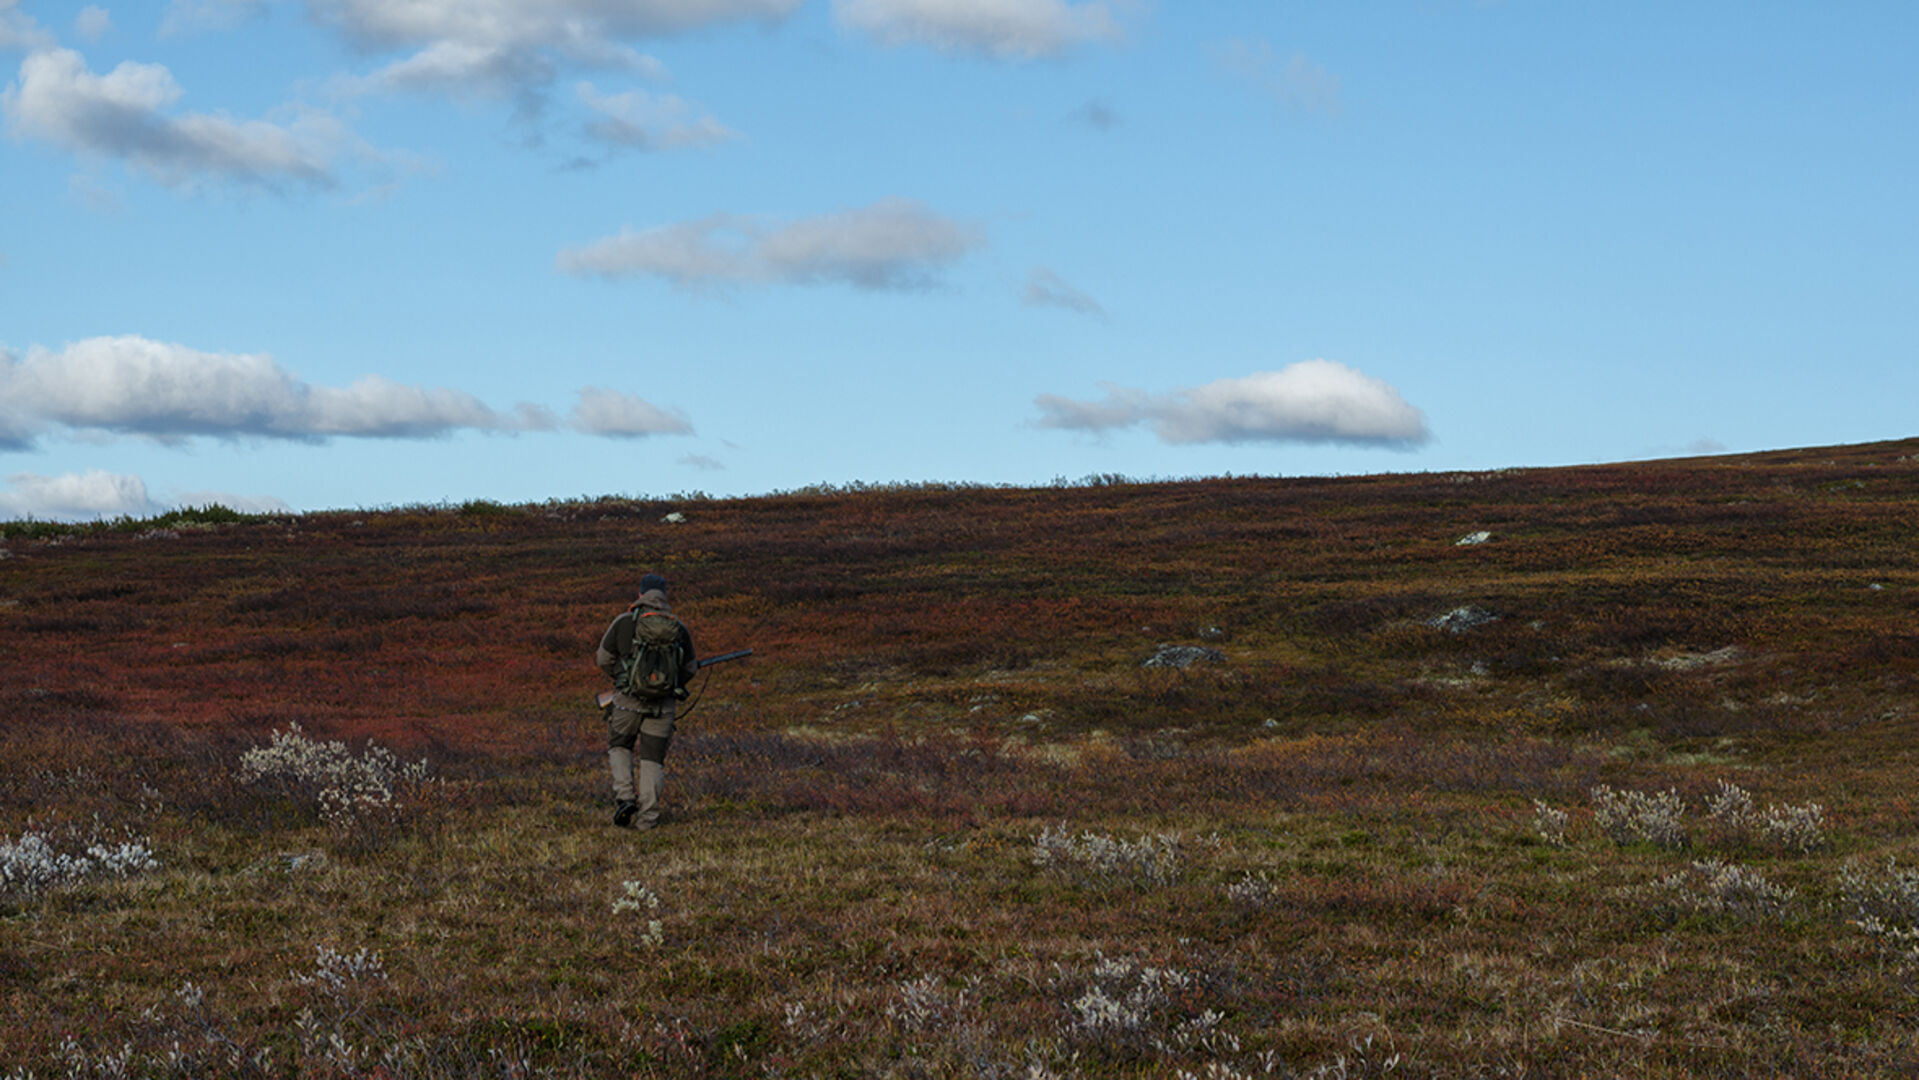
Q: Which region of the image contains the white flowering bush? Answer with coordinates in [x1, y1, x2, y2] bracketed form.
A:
[292, 944, 390, 1045]
[1705, 781, 1757, 846]
[1758, 801, 1827, 855]
[1225, 870, 1281, 909]
[1033, 825, 1183, 890]
[238, 724, 432, 834]
[1177, 1036, 1400, 1079]
[0, 829, 159, 903]
[1841, 858, 1919, 965]
[1591, 785, 1688, 848]
[886, 973, 972, 1032]
[613, 880, 665, 947]
[1706, 781, 1827, 854]
[295, 944, 388, 993]
[1053, 953, 1214, 1058]
[1532, 800, 1570, 848]
[1643, 859, 1795, 924]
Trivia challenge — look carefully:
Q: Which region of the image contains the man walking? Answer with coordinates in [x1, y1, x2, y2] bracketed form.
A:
[597, 573, 696, 829]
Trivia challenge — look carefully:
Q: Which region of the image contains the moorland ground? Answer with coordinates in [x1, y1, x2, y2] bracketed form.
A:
[4, 439, 1919, 1078]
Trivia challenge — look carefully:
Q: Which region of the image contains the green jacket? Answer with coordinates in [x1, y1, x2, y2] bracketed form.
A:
[596, 589, 697, 713]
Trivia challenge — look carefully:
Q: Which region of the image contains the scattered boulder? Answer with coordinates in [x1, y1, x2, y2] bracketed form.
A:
[662, 511, 687, 524]
[1428, 606, 1499, 634]
[1143, 644, 1226, 669]
[1647, 646, 1744, 671]
[1455, 531, 1493, 546]
[1196, 624, 1229, 642]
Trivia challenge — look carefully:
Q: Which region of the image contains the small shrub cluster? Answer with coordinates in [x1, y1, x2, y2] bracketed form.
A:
[1225, 870, 1282, 909]
[1054, 954, 1220, 1059]
[237, 724, 433, 840]
[1591, 785, 1689, 848]
[612, 881, 664, 947]
[1840, 857, 1919, 965]
[1582, 782, 1828, 854]
[885, 973, 973, 1033]
[1642, 859, 1796, 924]
[1705, 781, 1828, 854]
[0, 829, 158, 905]
[1032, 825, 1183, 890]
[1532, 800, 1570, 848]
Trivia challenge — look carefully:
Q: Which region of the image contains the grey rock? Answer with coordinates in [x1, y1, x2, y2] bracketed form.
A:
[1143, 644, 1226, 669]
[1196, 624, 1229, 642]
[1428, 606, 1499, 634]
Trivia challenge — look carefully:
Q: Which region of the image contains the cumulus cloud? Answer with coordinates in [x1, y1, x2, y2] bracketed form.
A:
[0, 0, 52, 51]
[558, 197, 983, 291]
[74, 6, 113, 42]
[1218, 38, 1342, 118]
[1, 48, 354, 189]
[0, 470, 296, 522]
[0, 335, 560, 444]
[834, 0, 1122, 59]
[159, 0, 271, 37]
[569, 386, 694, 438]
[1036, 360, 1430, 447]
[0, 470, 162, 520]
[321, 0, 791, 102]
[1022, 266, 1103, 316]
[576, 81, 735, 151]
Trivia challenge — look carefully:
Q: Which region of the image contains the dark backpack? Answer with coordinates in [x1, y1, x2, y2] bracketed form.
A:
[620, 610, 685, 701]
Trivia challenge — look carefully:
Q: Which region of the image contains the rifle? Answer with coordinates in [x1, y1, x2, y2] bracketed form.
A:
[596, 648, 753, 708]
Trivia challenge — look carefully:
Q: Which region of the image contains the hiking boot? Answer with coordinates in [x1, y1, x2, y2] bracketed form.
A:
[613, 800, 639, 828]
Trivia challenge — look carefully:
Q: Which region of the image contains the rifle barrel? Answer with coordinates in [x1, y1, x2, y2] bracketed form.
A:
[696, 648, 753, 670]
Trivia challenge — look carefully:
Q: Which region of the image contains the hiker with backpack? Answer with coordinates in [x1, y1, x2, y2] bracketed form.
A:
[596, 573, 696, 829]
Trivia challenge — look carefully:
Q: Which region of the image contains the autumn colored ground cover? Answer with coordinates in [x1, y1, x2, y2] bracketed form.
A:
[4, 438, 1919, 1077]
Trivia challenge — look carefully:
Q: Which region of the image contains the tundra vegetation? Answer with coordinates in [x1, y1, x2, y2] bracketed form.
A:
[3, 439, 1919, 1077]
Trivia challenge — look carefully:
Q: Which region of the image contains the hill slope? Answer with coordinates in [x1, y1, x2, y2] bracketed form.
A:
[4, 438, 1919, 1078]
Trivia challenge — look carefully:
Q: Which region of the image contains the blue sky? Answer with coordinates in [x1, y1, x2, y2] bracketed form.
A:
[2, 1, 1914, 519]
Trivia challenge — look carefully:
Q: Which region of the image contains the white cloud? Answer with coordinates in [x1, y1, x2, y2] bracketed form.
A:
[317, 0, 801, 51]
[576, 81, 735, 151]
[0, 0, 52, 52]
[677, 453, 725, 470]
[557, 197, 983, 290]
[0, 471, 296, 521]
[1036, 360, 1431, 447]
[1022, 266, 1103, 316]
[346, 39, 560, 99]
[569, 387, 693, 438]
[1, 48, 353, 189]
[159, 0, 271, 37]
[0, 470, 162, 521]
[834, 0, 1121, 59]
[1218, 39, 1342, 118]
[0, 335, 562, 444]
[74, 6, 113, 42]
[321, 0, 791, 100]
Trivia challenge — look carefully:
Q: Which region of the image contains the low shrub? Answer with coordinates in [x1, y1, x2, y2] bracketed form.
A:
[1032, 825, 1183, 890]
